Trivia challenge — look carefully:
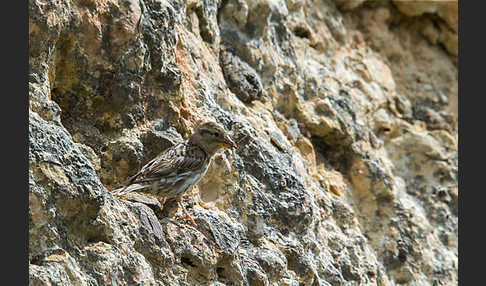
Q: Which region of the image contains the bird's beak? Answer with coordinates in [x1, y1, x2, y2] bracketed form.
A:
[221, 135, 237, 149]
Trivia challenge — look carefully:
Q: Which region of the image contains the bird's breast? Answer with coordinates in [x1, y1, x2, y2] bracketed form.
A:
[183, 160, 210, 189]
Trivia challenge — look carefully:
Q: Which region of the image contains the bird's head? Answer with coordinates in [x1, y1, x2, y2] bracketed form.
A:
[189, 121, 236, 155]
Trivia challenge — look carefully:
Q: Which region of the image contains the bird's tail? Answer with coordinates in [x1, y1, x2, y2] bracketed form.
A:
[112, 183, 149, 198]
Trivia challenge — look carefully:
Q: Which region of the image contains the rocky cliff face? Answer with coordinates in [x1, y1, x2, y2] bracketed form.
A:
[29, 0, 458, 285]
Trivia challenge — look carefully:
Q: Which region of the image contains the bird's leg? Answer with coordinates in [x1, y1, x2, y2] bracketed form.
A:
[177, 195, 197, 227]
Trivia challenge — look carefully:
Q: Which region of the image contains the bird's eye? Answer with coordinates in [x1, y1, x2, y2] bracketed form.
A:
[214, 132, 220, 137]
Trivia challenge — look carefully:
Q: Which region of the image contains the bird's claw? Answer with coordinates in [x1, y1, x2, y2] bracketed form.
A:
[184, 214, 198, 228]
[178, 200, 197, 227]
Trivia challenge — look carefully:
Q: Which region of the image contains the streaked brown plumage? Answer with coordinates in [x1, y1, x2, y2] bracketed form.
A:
[114, 121, 236, 227]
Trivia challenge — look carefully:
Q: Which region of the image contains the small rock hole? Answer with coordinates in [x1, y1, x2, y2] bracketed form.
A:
[293, 26, 311, 39]
[181, 256, 196, 267]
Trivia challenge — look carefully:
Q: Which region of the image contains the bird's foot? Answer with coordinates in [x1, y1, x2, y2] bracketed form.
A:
[178, 200, 198, 228]
[183, 213, 198, 228]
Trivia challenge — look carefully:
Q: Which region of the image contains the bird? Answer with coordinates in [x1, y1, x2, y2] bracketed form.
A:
[113, 121, 236, 227]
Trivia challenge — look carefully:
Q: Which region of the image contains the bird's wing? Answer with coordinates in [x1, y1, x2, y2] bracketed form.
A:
[125, 142, 207, 186]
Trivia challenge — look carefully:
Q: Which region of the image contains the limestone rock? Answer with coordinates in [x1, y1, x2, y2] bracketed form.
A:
[220, 47, 264, 103]
[29, 0, 457, 285]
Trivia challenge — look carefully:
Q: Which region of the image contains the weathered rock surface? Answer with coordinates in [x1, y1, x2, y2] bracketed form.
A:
[29, 0, 458, 285]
